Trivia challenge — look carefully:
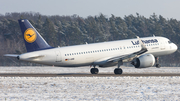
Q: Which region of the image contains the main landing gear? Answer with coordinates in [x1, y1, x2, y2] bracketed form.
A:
[114, 60, 123, 75]
[90, 60, 123, 75]
[90, 65, 99, 74]
[155, 57, 161, 68]
[114, 68, 123, 74]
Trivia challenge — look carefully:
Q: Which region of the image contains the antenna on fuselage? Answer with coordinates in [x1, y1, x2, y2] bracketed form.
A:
[153, 34, 155, 37]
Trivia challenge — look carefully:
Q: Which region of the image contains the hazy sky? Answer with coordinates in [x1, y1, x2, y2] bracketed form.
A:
[1, 0, 180, 20]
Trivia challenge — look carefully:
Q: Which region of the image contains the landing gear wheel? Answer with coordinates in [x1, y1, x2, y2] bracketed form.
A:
[114, 68, 123, 75]
[156, 64, 161, 68]
[90, 68, 99, 74]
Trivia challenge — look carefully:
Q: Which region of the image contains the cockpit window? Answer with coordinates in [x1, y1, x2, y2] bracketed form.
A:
[168, 41, 172, 44]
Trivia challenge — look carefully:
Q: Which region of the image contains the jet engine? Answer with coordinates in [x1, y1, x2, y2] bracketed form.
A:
[132, 54, 155, 68]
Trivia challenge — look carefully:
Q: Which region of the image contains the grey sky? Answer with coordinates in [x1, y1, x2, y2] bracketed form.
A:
[1, 0, 180, 20]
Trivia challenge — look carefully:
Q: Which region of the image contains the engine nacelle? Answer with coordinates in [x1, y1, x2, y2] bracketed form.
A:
[132, 54, 155, 68]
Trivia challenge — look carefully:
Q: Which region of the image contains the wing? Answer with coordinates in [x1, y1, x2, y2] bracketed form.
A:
[108, 36, 147, 62]
[94, 36, 148, 66]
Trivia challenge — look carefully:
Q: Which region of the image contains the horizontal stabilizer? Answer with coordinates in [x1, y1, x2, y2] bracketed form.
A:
[4, 54, 19, 58]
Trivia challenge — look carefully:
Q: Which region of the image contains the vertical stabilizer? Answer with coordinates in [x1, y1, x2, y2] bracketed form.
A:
[18, 19, 52, 52]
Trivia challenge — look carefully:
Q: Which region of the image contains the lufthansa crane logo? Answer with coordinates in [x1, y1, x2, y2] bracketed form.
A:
[24, 28, 37, 43]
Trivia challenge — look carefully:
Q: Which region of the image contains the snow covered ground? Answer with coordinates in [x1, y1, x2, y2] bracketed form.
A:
[0, 66, 180, 100]
[0, 66, 180, 74]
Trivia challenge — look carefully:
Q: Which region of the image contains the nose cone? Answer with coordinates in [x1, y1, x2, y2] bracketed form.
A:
[172, 43, 178, 52]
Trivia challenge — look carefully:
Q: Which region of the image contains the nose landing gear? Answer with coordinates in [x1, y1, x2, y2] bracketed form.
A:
[155, 57, 161, 68]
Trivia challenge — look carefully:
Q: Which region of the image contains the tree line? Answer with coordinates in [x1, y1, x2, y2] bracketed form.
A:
[0, 12, 180, 66]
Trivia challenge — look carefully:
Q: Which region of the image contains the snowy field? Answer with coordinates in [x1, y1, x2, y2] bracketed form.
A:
[0, 66, 180, 100]
[0, 66, 180, 74]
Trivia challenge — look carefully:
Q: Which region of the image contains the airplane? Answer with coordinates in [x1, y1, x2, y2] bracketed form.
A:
[4, 19, 178, 75]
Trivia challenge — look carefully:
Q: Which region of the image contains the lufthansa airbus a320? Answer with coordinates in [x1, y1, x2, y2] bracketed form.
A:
[4, 19, 178, 75]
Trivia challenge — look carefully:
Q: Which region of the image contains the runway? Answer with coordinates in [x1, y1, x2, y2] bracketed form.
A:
[0, 73, 180, 77]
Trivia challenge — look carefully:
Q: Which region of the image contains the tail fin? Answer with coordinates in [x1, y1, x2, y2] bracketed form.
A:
[18, 19, 52, 52]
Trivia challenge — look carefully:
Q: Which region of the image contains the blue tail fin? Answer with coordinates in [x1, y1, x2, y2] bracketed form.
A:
[18, 19, 52, 52]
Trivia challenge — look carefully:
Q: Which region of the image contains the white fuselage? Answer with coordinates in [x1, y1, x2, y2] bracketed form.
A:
[19, 36, 177, 67]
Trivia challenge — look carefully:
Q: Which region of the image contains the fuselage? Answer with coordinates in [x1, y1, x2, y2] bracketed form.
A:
[19, 36, 177, 67]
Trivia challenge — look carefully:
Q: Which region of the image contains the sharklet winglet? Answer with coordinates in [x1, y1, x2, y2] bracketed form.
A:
[136, 36, 147, 50]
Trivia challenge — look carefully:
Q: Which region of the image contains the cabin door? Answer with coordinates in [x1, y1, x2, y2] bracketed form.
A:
[55, 51, 62, 62]
[160, 39, 165, 50]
